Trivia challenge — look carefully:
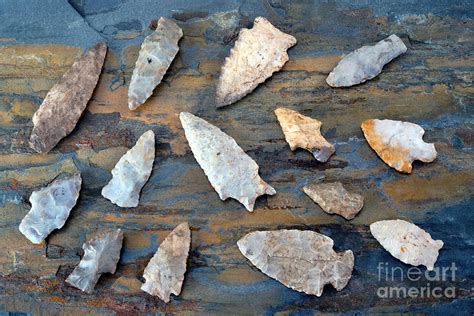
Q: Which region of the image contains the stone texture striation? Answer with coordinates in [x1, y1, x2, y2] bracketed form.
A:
[238, 230, 354, 296]
[275, 107, 335, 162]
[141, 222, 191, 302]
[128, 17, 183, 110]
[180, 112, 276, 211]
[216, 17, 296, 107]
[326, 34, 407, 87]
[19, 174, 82, 244]
[29, 43, 107, 153]
[370, 219, 444, 270]
[102, 130, 155, 207]
[66, 229, 124, 293]
[361, 119, 437, 173]
[303, 182, 364, 220]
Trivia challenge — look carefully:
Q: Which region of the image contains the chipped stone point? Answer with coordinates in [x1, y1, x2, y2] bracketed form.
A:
[216, 16, 297, 107]
[141, 222, 191, 302]
[101, 130, 155, 207]
[128, 17, 183, 110]
[361, 119, 437, 173]
[370, 219, 443, 271]
[303, 182, 363, 220]
[180, 112, 276, 211]
[19, 174, 82, 244]
[326, 34, 407, 87]
[275, 107, 335, 162]
[66, 229, 124, 293]
[237, 230, 354, 296]
[29, 43, 107, 153]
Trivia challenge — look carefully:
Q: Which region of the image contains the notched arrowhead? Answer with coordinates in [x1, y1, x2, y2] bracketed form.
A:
[102, 130, 155, 207]
[238, 230, 354, 296]
[216, 16, 296, 107]
[19, 174, 82, 244]
[326, 34, 407, 87]
[29, 43, 107, 153]
[370, 219, 443, 271]
[180, 112, 276, 211]
[141, 222, 191, 302]
[303, 182, 363, 220]
[275, 107, 335, 162]
[128, 17, 183, 110]
[361, 119, 437, 173]
[66, 229, 124, 293]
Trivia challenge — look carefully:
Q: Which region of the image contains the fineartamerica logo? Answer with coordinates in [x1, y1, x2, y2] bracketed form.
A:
[376, 262, 457, 299]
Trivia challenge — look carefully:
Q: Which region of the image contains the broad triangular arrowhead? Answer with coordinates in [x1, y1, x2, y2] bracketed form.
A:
[216, 17, 296, 107]
[238, 230, 354, 296]
[180, 112, 276, 211]
[30, 43, 107, 153]
[141, 222, 191, 302]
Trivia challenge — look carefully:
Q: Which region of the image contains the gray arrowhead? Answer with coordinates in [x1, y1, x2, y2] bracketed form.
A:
[19, 174, 82, 244]
[128, 17, 182, 110]
[101, 130, 155, 207]
[66, 229, 124, 293]
[327, 34, 407, 87]
[29, 43, 107, 153]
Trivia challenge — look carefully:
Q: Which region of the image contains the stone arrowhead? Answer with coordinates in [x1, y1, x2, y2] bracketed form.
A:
[275, 107, 335, 162]
[19, 174, 82, 244]
[326, 34, 407, 87]
[29, 43, 107, 153]
[180, 112, 276, 211]
[128, 17, 183, 110]
[303, 182, 363, 220]
[216, 17, 296, 107]
[66, 229, 124, 293]
[141, 222, 191, 302]
[102, 130, 155, 207]
[361, 119, 437, 173]
[370, 219, 443, 271]
[238, 230, 354, 296]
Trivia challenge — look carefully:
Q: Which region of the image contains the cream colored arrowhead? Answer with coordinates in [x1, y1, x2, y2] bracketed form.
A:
[303, 182, 363, 220]
[327, 34, 407, 87]
[66, 229, 124, 293]
[361, 119, 437, 173]
[101, 130, 155, 207]
[141, 222, 191, 302]
[180, 112, 276, 211]
[30, 43, 107, 153]
[275, 107, 335, 162]
[216, 17, 296, 107]
[128, 17, 183, 110]
[370, 220, 443, 271]
[19, 174, 82, 244]
[237, 230, 354, 296]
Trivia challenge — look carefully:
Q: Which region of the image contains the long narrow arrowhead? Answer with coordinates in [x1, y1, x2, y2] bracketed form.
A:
[128, 17, 183, 110]
[29, 43, 107, 153]
[216, 17, 296, 107]
[141, 222, 191, 302]
[179, 112, 276, 211]
[66, 229, 124, 293]
[238, 230, 354, 296]
[19, 174, 82, 244]
[101, 130, 155, 207]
